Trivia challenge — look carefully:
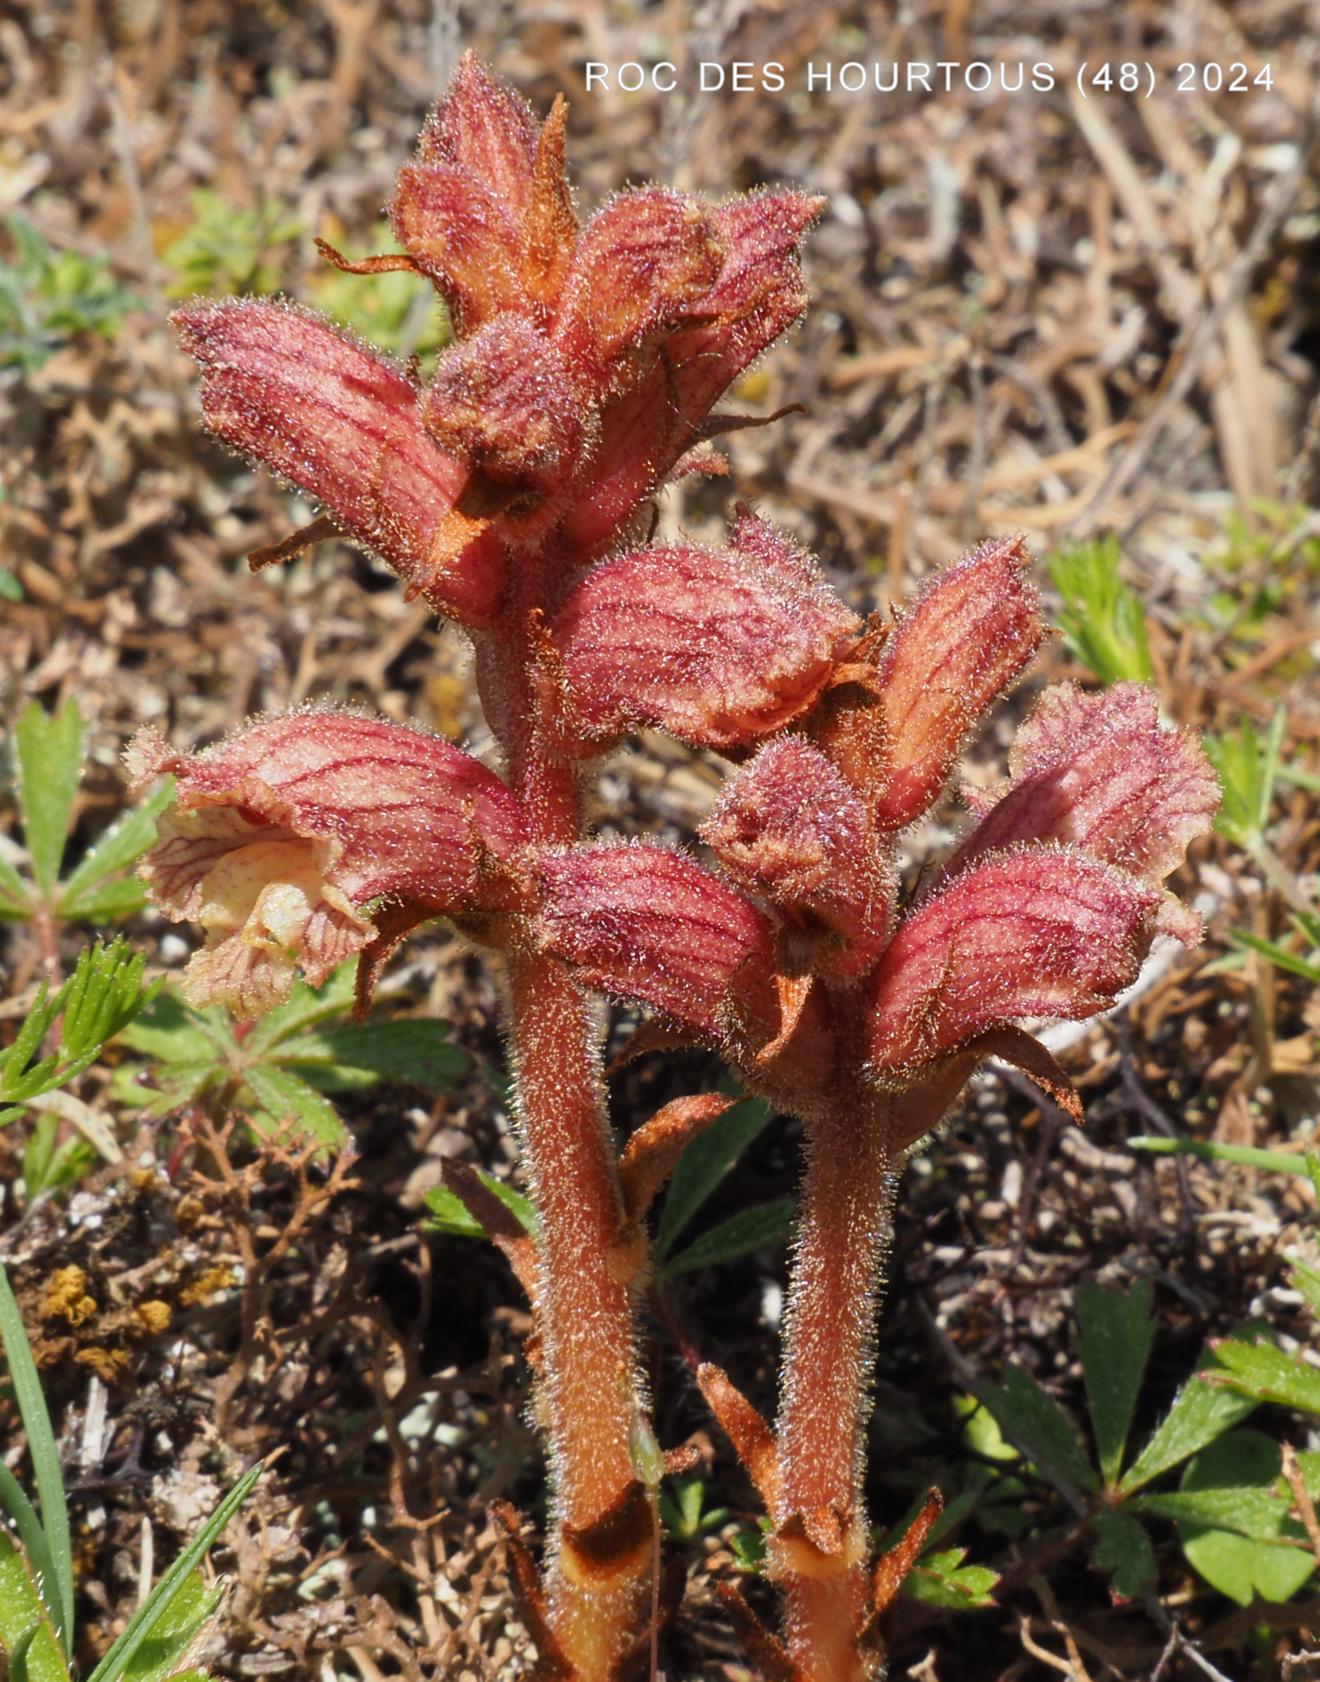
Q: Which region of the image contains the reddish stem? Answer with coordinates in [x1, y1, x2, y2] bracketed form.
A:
[774, 1090, 897, 1682]
[484, 543, 651, 1680]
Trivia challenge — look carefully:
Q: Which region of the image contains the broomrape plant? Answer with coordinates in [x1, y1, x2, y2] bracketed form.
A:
[134, 56, 1218, 1682]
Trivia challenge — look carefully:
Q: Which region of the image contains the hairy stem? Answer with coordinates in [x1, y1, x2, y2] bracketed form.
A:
[484, 545, 651, 1680]
[775, 1092, 897, 1682]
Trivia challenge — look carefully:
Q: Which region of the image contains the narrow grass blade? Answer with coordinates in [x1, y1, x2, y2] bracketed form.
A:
[0, 1264, 73, 1647]
[86, 1459, 263, 1682]
[1129, 1136, 1316, 1177]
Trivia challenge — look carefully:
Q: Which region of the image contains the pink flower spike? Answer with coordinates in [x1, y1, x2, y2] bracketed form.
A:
[547, 517, 859, 754]
[172, 301, 504, 624]
[129, 711, 527, 1017]
[872, 537, 1046, 831]
[532, 842, 778, 1040]
[700, 737, 894, 984]
[866, 846, 1161, 1079]
[948, 684, 1219, 927]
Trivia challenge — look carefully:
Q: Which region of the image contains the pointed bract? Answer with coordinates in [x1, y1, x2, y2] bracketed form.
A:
[417, 52, 539, 214]
[871, 536, 1045, 830]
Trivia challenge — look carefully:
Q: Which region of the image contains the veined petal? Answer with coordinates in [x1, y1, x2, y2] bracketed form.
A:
[172, 300, 503, 623]
[548, 515, 859, 753]
[950, 683, 1219, 899]
[130, 711, 527, 1015]
[866, 846, 1160, 1078]
[532, 842, 777, 1039]
[872, 537, 1045, 830]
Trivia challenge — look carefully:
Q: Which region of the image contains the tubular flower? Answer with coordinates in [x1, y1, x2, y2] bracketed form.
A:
[534, 535, 1218, 1127]
[176, 54, 822, 619]
[544, 511, 860, 753]
[128, 711, 526, 1017]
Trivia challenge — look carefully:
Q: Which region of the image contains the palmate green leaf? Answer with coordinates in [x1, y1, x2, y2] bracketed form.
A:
[1119, 1359, 1259, 1496]
[57, 779, 175, 920]
[1204, 1336, 1320, 1416]
[240, 1064, 347, 1150]
[976, 1365, 1096, 1498]
[278, 1020, 467, 1094]
[1090, 1508, 1156, 1600]
[1156, 1430, 1317, 1606]
[59, 940, 157, 1062]
[658, 1197, 794, 1279]
[85, 1459, 262, 1682]
[242, 965, 357, 1055]
[1205, 708, 1285, 849]
[115, 992, 231, 1068]
[1077, 1279, 1155, 1486]
[655, 1096, 772, 1261]
[0, 1532, 71, 1682]
[901, 1547, 998, 1612]
[0, 1264, 73, 1648]
[110, 1060, 218, 1122]
[1045, 536, 1153, 685]
[14, 701, 85, 898]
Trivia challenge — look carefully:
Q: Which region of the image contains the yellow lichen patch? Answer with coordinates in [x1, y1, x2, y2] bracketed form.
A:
[174, 1194, 207, 1232]
[75, 1346, 130, 1383]
[179, 1263, 237, 1306]
[41, 1266, 97, 1327]
[135, 1300, 172, 1334]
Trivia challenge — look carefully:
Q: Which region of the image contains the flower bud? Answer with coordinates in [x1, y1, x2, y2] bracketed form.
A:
[949, 683, 1218, 937]
[700, 738, 894, 984]
[130, 711, 526, 1017]
[421, 315, 585, 488]
[416, 52, 539, 213]
[866, 846, 1160, 1079]
[389, 164, 527, 336]
[871, 537, 1045, 830]
[554, 189, 726, 390]
[548, 516, 859, 753]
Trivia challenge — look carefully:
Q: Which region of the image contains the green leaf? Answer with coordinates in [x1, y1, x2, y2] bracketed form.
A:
[14, 701, 84, 898]
[0, 1462, 64, 1658]
[118, 1570, 219, 1682]
[422, 1172, 537, 1240]
[0, 1264, 73, 1648]
[1120, 1362, 1259, 1495]
[1166, 1430, 1315, 1605]
[240, 1064, 348, 1150]
[0, 1532, 71, 1682]
[1291, 1258, 1320, 1320]
[658, 1197, 793, 1279]
[1204, 1336, 1320, 1417]
[278, 1020, 467, 1093]
[655, 1096, 772, 1261]
[0, 845, 31, 918]
[241, 965, 357, 1055]
[110, 1060, 218, 1123]
[976, 1365, 1096, 1497]
[57, 779, 175, 919]
[116, 992, 231, 1067]
[1227, 928, 1320, 985]
[1045, 535, 1153, 685]
[1077, 1279, 1154, 1486]
[1090, 1509, 1156, 1600]
[85, 1460, 262, 1682]
[1205, 709, 1284, 849]
[1128, 1135, 1316, 1178]
[902, 1547, 998, 1611]
[59, 940, 158, 1062]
